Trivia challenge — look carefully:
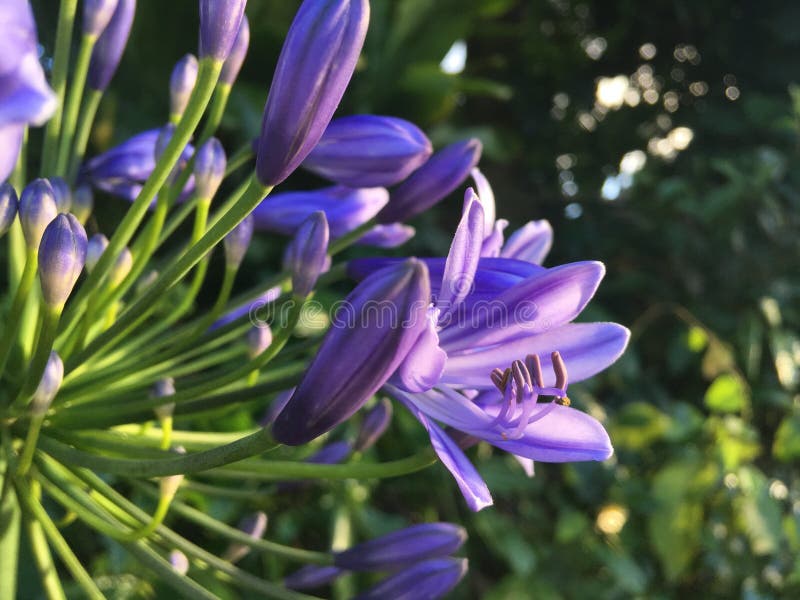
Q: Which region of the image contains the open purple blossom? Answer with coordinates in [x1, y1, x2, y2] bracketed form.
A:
[303, 115, 432, 188]
[0, 0, 57, 180]
[255, 0, 369, 186]
[87, 0, 136, 92]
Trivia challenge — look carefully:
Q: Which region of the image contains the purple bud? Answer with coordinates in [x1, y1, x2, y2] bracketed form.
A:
[19, 179, 58, 250]
[272, 259, 431, 445]
[247, 325, 272, 359]
[38, 214, 88, 308]
[259, 388, 294, 427]
[255, 0, 369, 186]
[356, 223, 415, 248]
[71, 185, 94, 224]
[88, 0, 136, 91]
[31, 352, 64, 415]
[0, 183, 19, 237]
[168, 550, 189, 575]
[151, 377, 176, 420]
[219, 15, 249, 85]
[285, 565, 343, 591]
[85, 234, 109, 272]
[335, 523, 466, 572]
[83, 0, 119, 38]
[354, 557, 468, 600]
[223, 511, 268, 564]
[284, 211, 329, 298]
[193, 138, 226, 199]
[223, 214, 253, 269]
[169, 54, 199, 120]
[48, 177, 72, 213]
[377, 138, 482, 223]
[354, 398, 392, 452]
[303, 115, 432, 187]
[198, 0, 247, 61]
[154, 124, 175, 162]
[109, 246, 133, 286]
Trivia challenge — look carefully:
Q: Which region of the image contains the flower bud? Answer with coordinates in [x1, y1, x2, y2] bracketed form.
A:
[199, 0, 247, 62]
[284, 211, 329, 298]
[151, 377, 176, 421]
[87, 0, 136, 92]
[219, 15, 249, 86]
[356, 223, 415, 248]
[169, 53, 198, 120]
[168, 550, 189, 575]
[223, 512, 268, 564]
[19, 179, 58, 250]
[159, 446, 185, 501]
[354, 557, 468, 600]
[247, 325, 272, 359]
[303, 115, 432, 188]
[48, 177, 72, 213]
[83, 0, 119, 38]
[30, 352, 64, 416]
[85, 234, 109, 273]
[193, 137, 226, 199]
[255, 0, 369, 186]
[377, 138, 482, 224]
[223, 214, 253, 269]
[109, 246, 133, 286]
[71, 184, 94, 224]
[354, 398, 392, 452]
[0, 182, 19, 237]
[285, 565, 343, 591]
[38, 214, 88, 309]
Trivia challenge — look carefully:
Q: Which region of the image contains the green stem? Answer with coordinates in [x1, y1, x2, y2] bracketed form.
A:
[67, 89, 103, 181]
[16, 414, 45, 476]
[199, 83, 231, 141]
[0, 249, 37, 379]
[22, 493, 67, 600]
[41, 0, 79, 176]
[0, 459, 21, 600]
[58, 58, 223, 339]
[54, 33, 96, 176]
[225, 143, 255, 176]
[12, 305, 61, 409]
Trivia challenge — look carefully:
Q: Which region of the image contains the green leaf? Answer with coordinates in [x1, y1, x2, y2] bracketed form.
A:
[773, 412, 800, 461]
[736, 467, 783, 555]
[610, 402, 671, 450]
[704, 374, 748, 413]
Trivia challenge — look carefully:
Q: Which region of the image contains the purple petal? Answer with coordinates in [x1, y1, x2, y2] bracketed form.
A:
[88, 0, 136, 91]
[501, 220, 553, 265]
[285, 565, 343, 590]
[514, 455, 535, 477]
[480, 218, 508, 258]
[470, 167, 495, 236]
[355, 223, 415, 248]
[198, 0, 246, 61]
[0, 123, 24, 183]
[353, 557, 468, 600]
[391, 314, 447, 392]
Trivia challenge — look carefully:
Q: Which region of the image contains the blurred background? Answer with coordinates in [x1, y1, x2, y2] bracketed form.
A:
[29, 0, 800, 598]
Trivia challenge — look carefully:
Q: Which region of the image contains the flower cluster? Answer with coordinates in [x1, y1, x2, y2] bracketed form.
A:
[0, 1, 628, 598]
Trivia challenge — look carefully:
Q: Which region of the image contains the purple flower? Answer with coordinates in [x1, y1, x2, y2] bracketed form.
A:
[356, 223, 415, 248]
[219, 15, 250, 86]
[38, 214, 88, 309]
[198, 0, 247, 62]
[19, 179, 58, 250]
[82, 128, 194, 201]
[222, 511, 268, 564]
[31, 351, 64, 415]
[334, 523, 466, 572]
[71, 184, 94, 224]
[85, 233, 108, 272]
[223, 214, 254, 269]
[169, 54, 199, 120]
[354, 398, 392, 452]
[87, 0, 136, 92]
[376, 138, 482, 224]
[0, 182, 19, 237]
[354, 557, 468, 600]
[49, 177, 72, 213]
[0, 0, 57, 180]
[271, 259, 432, 445]
[255, 0, 369, 186]
[283, 211, 329, 297]
[193, 137, 226, 199]
[252, 185, 387, 238]
[284, 565, 343, 591]
[83, 0, 119, 38]
[303, 115, 432, 187]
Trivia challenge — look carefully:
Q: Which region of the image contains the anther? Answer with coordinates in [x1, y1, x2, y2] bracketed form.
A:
[525, 354, 544, 388]
[552, 351, 568, 390]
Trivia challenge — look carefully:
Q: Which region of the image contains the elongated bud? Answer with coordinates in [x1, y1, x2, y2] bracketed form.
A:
[377, 138, 482, 223]
[255, 0, 369, 186]
[19, 179, 58, 250]
[354, 398, 393, 452]
[83, 0, 119, 38]
[193, 137, 226, 199]
[88, 0, 136, 91]
[284, 211, 329, 298]
[355, 557, 468, 600]
[109, 247, 133, 286]
[169, 550, 189, 575]
[272, 259, 431, 445]
[38, 214, 88, 309]
[30, 352, 64, 415]
[71, 185, 94, 224]
[223, 214, 253, 269]
[356, 223, 415, 248]
[247, 325, 272, 359]
[219, 15, 249, 85]
[0, 183, 18, 237]
[285, 565, 343, 591]
[223, 512, 268, 563]
[303, 115, 432, 187]
[49, 177, 72, 213]
[85, 234, 108, 272]
[151, 377, 176, 421]
[199, 0, 247, 61]
[169, 54, 199, 120]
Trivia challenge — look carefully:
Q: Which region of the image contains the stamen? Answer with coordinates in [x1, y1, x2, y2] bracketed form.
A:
[490, 368, 505, 391]
[525, 354, 544, 388]
[552, 351, 568, 390]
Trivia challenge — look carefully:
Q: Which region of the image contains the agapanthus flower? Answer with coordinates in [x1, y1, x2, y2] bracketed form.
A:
[0, 0, 57, 180]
